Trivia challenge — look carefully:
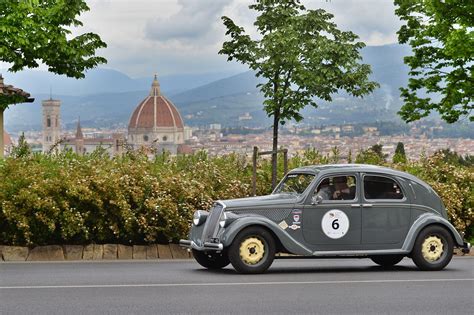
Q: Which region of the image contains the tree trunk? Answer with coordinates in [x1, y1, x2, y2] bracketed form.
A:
[0, 109, 4, 158]
[271, 112, 279, 189]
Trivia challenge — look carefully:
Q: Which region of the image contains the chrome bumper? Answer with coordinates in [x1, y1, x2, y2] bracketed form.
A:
[179, 239, 223, 251]
[461, 242, 471, 254]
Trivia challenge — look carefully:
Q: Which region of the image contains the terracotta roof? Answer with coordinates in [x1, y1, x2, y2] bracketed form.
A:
[177, 144, 193, 154]
[128, 76, 184, 130]
[3, 130, 12, 146]
[0, 74, 34, 103]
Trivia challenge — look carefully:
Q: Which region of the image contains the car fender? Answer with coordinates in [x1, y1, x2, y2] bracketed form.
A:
[402, 213, 464, 252]
[221, 216, 312, 256]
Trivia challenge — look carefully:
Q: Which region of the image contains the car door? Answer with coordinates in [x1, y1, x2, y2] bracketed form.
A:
[302, 173, 362, 250]
[360, 173, 411, 248]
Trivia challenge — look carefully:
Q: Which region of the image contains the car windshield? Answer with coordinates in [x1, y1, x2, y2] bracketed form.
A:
[273, 173, 315, 195]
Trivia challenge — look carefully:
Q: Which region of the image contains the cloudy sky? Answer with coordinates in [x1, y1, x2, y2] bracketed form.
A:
[78, 0, 402, 78]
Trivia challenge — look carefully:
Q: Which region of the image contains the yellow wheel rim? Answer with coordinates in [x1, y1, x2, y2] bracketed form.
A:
[239, 237, 265, 265]
[421, 235, 444, 262]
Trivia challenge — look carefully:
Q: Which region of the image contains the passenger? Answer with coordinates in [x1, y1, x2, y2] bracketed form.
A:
[333, 176, 351, 200]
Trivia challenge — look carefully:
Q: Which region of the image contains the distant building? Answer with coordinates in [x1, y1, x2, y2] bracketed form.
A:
[3, 129, 12, 156]
[41, 75, 192, 156]
[128, 75, 191, 154]
[238, 112, 253, 121]
[61, 118, 124, 156]
[41, 96, 125, 156]
[209, 123, 221, 130]
[42, 98, 61, 153]
[184, 126, 194, 141]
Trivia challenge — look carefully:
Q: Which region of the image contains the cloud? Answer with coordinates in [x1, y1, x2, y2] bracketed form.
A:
[306, 0, 402, 46]
[145, 0, 233, 42]
[73, 0, 402, 77]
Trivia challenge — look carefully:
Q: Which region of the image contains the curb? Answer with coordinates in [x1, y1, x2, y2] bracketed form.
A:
[0, 245, 471, 262]
[0, 244, 192, 262]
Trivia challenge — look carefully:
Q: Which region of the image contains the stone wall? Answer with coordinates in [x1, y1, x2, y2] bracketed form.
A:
[0, 244, 192, 261]
[0, 245, 471, 262]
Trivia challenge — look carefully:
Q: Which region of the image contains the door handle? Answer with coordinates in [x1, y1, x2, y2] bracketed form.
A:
[351, 204, 361, 208]
[362, 204, 373, 208]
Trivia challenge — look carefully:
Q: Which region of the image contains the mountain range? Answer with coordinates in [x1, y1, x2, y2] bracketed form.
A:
[4, 44, 413, 131]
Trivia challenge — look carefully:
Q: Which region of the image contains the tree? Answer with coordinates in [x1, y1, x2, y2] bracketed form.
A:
[395, 0, 473, 123]
[393, 141, 407, 164]
[220, 0, 378, 188]
[370, 144, 387, 162]
[0, 0, 106, 157]
[355, 148, 384, 166]
[0, 0, 107, 79]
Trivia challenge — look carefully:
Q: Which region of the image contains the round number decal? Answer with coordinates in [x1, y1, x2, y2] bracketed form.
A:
[321, 210, 350, 239]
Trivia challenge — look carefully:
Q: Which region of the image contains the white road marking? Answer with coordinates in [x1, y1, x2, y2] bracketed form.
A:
[1, 278, 472, 290]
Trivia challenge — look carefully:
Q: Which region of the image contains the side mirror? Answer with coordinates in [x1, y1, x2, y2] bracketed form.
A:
[311, 195, 323, 205]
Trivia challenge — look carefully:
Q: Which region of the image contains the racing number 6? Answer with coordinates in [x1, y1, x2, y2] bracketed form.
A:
[332, 219, 339, 230]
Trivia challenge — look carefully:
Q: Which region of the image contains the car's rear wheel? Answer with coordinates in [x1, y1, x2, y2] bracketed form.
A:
[228, 226, 276, 274]
[370, 255, 404, 267]
[411, 225, 454, 271]
[192, 249, 230, 269]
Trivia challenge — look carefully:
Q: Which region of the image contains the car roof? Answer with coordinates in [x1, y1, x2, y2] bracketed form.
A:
[289, 164, 432, 190]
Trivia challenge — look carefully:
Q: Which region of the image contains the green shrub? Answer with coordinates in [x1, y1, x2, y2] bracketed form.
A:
[0, 147, 471, 246]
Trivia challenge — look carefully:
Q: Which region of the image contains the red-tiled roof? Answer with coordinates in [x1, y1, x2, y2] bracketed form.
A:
[0, 74, 33, 103]
[177, 144, 193, 154]
[128, 77, 184, 130]
[3, 130, 12, 146]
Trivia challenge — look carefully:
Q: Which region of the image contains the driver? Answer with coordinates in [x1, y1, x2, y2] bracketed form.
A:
[332, 176, 351, 200]
[315, 178, 332, 200]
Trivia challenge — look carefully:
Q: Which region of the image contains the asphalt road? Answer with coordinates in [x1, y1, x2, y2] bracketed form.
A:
[1, 257, 473, 314]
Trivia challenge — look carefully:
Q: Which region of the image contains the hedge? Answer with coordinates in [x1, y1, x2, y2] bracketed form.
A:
[0, 147, 472, 246]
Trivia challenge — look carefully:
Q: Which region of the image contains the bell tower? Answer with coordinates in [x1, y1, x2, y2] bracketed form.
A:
[42, 98, 61, 153]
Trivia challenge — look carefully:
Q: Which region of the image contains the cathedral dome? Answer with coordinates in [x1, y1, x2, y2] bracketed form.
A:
[128, 75, 184, 131]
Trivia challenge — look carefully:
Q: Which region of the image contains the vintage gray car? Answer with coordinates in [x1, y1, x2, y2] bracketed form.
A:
[180, 164, 471, 273]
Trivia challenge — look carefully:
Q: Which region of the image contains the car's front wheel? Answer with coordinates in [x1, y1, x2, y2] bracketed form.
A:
[192, 249, 230, 270]
[411, 225, 454, 271]
[228, 226, 276, 274]
[370, 255, 404, 267]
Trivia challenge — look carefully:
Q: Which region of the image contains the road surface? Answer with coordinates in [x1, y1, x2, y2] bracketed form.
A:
[1, 257, 473, 314]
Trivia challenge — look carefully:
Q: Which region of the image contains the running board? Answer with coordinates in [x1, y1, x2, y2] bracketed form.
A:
[311, 249, 409, 257]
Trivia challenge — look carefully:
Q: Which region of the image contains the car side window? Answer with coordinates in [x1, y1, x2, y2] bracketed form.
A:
[364, 175, 404, 200]
[315, 175, 357, 201]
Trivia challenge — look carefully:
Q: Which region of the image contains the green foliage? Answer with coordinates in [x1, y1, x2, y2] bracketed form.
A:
[393, 142, 407, 164]
[219, 0, 378, 187]
[355, 144, 388, 165]
[0, 147, 471, 246]
[0, 93, 30, 111]
[0, 150, 254, 246]
[355, 149, 385, 165]
[395, 0, 474, 123]
[398, 152, 473, 239]
[0, 0, 107, 80]
[435, 149, 474, 167]
[10, 133, 31, 158]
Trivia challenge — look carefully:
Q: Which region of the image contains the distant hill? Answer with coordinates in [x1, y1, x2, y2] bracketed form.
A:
[4, 91, 147, 131]
[0, 68, 238, 96]
[167, 44, 410, 126]
[4, 44, 414, 131]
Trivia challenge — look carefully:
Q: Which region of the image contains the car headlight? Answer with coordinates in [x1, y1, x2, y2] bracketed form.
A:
[219, 212, 227, 228]
[193, 210, 207, 226]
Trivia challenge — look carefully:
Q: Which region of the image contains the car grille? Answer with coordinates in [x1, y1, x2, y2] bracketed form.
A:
[201, 203, 224, 241]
